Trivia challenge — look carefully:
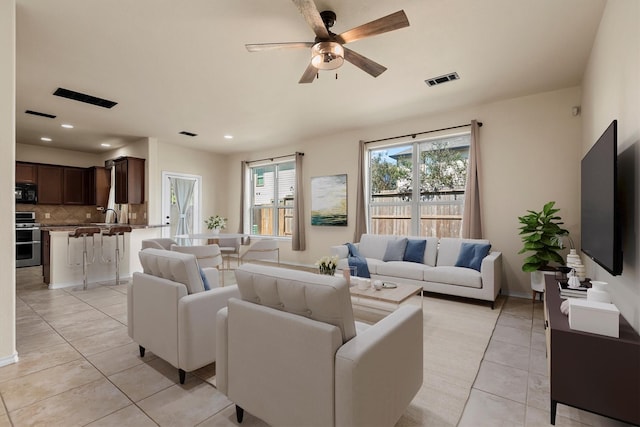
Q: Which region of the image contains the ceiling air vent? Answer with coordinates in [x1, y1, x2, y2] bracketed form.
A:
[25, 110, 56, 119]
[179, 131, 198, 137]
[53, 87, 118, 109]
[425, 72, 460, 87]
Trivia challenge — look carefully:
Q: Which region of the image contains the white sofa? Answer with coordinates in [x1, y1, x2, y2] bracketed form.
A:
[128, 248, 240, 383]
[331, 234, 502, 308]
[216, 264, 423, 427]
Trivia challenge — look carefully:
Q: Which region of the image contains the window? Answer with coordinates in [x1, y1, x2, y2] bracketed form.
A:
[368, 133, 470, 237]
[249, 161, 295, 237]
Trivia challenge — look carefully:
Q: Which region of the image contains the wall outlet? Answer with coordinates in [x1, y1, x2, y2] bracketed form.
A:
[44, 213, 50, 219]
[86, 213, 91, 218]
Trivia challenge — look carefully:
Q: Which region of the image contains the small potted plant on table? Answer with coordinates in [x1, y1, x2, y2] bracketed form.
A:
[205, 215, 227, 235]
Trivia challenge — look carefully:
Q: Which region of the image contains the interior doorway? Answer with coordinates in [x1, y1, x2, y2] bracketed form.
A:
[161, 172, 202, 241]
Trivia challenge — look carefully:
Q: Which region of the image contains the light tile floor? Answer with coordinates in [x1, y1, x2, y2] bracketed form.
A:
[1, 267, 635, 426]
[459, 297, 635, 427]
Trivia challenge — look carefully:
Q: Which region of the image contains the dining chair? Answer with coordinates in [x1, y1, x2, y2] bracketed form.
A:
[218, 237, 242, 270]
[171, 243, 225, 284]
[240, 239, 279, 265]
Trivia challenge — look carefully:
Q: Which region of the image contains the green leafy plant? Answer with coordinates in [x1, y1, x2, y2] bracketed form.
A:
[205, 215, 226, 230]
[518, 201, 569, 272]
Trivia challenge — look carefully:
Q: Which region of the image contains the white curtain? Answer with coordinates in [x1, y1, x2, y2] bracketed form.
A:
[461, 120, 483, 238]
[169, 177, 196, 239]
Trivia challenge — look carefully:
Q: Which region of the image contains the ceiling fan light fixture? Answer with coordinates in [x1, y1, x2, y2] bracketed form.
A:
[311, 41, 344, 70]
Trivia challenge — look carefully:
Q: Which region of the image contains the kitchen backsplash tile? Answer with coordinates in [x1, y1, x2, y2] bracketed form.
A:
[16, 203, 148, 225]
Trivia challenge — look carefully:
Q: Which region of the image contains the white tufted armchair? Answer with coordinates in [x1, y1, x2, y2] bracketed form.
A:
[216, 264, 423, 427]
[128, 248, 240, 384]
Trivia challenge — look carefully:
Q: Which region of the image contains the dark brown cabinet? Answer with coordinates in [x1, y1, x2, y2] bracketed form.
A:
[114, 157, 145, 204]
[63, 167, 86, 205]
[18, 159, 143, 206]
[544, 276, 640, 425]
[85, 166, 111, 207]
[37, 165, 63, 204]
[16, 162, 37, 183]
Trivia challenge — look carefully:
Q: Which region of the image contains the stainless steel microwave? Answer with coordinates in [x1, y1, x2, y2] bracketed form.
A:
[15, 183, 37, 204]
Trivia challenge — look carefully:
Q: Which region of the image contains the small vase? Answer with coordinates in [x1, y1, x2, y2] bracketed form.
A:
[319, 267, 335, 276]
[210, 228, 220, 235]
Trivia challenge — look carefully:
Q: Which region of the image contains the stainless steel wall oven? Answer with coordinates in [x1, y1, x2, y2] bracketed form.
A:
[16, 212, 41, 267]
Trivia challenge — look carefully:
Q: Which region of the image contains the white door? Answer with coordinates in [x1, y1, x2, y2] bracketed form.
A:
[161, 172, 202, 240]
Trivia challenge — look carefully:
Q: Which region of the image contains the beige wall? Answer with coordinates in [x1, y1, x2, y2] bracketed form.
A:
[581, 0, 640, 332]
[0, 0, 17, 365]
[16, 143, 101, 167]
[228, 86, 582, 297]
[156, 141, 229, 231]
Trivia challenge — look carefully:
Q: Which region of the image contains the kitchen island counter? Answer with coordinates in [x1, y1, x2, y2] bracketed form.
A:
[42, 225, 166, 289]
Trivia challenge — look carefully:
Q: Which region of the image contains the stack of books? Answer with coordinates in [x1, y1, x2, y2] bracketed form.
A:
[558, 281, 589, 298]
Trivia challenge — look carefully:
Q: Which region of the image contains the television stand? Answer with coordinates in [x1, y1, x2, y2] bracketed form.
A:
[543, 275, 639, 425]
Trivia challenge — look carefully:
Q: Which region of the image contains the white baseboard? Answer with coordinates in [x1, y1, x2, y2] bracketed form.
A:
[48, 274, 132, 290]
[503, 290, 536, 300]
[0, 352, 19, 368]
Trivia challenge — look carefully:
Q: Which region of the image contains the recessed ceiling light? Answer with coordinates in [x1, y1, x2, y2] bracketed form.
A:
[61, 124, 74, 129]
[40, 137, 52, 142]
[101, 143, 111, 147]
[224, 135, 233, 140]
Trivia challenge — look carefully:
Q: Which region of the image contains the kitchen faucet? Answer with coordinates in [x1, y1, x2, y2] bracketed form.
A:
[103, 208, 118, 224]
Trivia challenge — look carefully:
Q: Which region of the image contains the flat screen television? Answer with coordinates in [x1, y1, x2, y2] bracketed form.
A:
[580, 119, 622, 275]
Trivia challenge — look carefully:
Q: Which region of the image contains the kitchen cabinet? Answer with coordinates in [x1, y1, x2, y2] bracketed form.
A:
[115, 157, 145, 204]
[16, 162, 37, 183]
[85, 166, 111, 207]
[37, 164, 63, 204]
[63, 167, 86, 205]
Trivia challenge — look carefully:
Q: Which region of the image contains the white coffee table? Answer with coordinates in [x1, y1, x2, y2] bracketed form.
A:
[349, 281, 423, 312]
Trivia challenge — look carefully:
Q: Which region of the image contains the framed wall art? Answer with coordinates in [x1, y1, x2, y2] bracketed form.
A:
[311, 174, 347, 226]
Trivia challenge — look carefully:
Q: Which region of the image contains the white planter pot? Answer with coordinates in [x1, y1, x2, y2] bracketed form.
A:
[531, 270, 556, 292]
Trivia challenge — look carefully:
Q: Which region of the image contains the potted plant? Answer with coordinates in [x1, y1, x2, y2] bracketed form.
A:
[315, 255, 338, 275]
[518, 201, 569, 298]
[205, 215, 227, 234]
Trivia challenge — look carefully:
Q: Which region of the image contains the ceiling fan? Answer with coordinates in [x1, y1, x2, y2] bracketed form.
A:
[245, 0, 410, 83]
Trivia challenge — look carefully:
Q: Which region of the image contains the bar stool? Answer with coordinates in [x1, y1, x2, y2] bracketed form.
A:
[68, 226, 102, 290]
[101, 225, 132, 286]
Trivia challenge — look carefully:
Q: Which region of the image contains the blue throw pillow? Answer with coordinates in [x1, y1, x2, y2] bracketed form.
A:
[403, 239, 427, 263]
[383, 238, 408, 262]
[199, 267, 211, 291]
[455, 242, 491, 272]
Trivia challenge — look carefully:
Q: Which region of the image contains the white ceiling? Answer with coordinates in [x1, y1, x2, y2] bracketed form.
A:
[15, 0, 606, 155]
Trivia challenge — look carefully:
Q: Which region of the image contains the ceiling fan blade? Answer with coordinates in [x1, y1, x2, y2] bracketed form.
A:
[344, 48, 387, 78]
[336, 10, 410, 44]
[291, 0, 330, 39]
[246, 42, 313, 52]
[298, 63, 318, 84]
